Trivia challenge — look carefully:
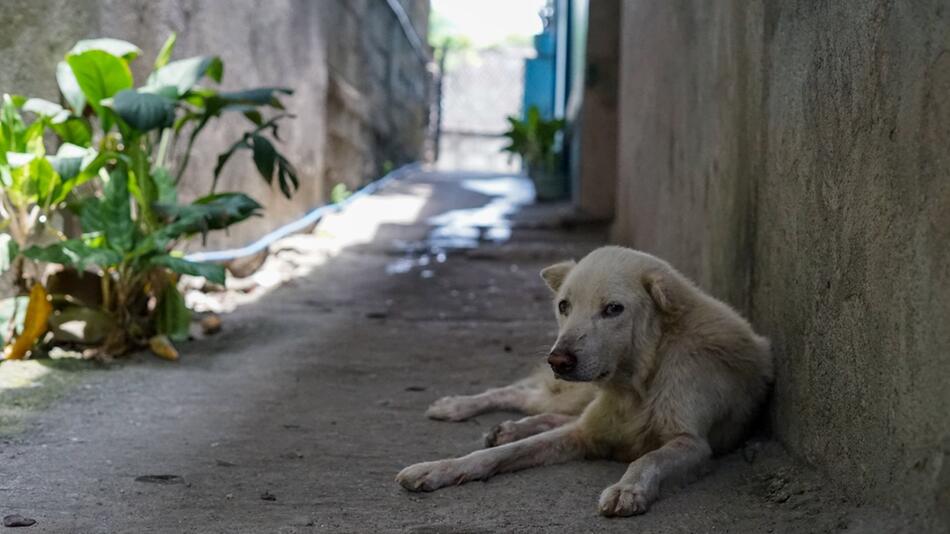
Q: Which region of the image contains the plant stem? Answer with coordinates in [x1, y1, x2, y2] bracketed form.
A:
[155, 128, 171, 170]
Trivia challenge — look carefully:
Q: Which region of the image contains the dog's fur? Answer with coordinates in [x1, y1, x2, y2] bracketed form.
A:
[396, 246, 773, 517]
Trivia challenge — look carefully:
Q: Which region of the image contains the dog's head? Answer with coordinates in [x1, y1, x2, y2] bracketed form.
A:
[540, 247, 681, 382]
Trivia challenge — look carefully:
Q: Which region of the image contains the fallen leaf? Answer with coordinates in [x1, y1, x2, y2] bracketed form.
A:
[149, 335, 179, 361]
[200, 314, 222, 335]
[3, 283, 52, 360]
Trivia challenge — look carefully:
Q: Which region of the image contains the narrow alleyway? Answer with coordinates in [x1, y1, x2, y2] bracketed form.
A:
[2, 170, 874, 533]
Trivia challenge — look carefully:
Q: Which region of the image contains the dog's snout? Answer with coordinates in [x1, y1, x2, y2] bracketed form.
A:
[548, 350, 577, 375]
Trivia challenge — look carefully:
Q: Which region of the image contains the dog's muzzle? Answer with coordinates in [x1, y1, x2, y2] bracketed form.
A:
[548, 349, 577, 376]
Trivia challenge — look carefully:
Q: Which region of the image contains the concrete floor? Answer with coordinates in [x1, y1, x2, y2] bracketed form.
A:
[0, 171, 890, 533]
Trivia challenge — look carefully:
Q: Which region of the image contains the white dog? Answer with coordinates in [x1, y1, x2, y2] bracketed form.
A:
[397, 246, 773, 517]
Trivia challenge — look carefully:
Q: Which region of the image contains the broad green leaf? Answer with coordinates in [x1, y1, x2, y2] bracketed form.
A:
[6, 152, 35, 168]
[154, 33, 177, 70]
[23, 120, 47, 155]
[100, 169, 135, 252]
[79, 168, 135, 253]
[66, 50, 134, 124]
[72, 150, 123, 189]
[69, 38, 141, 60]
[55, 142, 88, 159]
[149, 255, 225, 285]
[50, 116, 92, 146]
[22, 98, 69, 123]
[56, 61, 86, 113]
[110, 89, 176, 132]
[155, 283, 190, 342]
[147, 56, 223, 97]
[251, 134, 276, 182]
[155, 192, 261, 240]
[152, 167, 177, 204]
[10, 155, 58, 208]
[48, 153, 82, 182]
[1, 94, 28, 154]
[46, 143, 93, 203]
[243, 109, 263, 126]
[139, 84, 180, 99]
[125, 143, 158, 227]
[212, 87, 292, 109]
[22, 240, 122, 270]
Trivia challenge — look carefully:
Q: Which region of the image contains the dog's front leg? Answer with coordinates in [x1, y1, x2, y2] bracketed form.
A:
[598, 434, 711, 517]
[397, 424, 584, 492]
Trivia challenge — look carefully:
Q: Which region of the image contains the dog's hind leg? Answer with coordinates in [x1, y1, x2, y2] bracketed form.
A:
[397, 424, 585, 492]
[425, 383, 542, 422]
[426, 365, 596, 421]
[483, 413, 576, 447]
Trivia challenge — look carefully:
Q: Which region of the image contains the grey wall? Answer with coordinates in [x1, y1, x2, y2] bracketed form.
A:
[0, 0, 430, 249]
[608, 0, 949, 528]
[575, 0, 619, 221]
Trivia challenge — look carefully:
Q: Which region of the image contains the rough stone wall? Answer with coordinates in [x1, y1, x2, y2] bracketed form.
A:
[612, 0, 949, 527]
[321, 0, 431, 195]
[0, 0, 429, 249]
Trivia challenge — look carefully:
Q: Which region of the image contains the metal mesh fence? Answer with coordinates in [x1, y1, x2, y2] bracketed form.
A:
[436, 46, 531, 173]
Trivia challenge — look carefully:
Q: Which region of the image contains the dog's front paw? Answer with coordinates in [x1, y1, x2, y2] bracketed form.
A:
[484, 420, 519, 447]
[425, 396, 478, 421]
[396, 461, 461, 492]
[598, 483, 652, 517]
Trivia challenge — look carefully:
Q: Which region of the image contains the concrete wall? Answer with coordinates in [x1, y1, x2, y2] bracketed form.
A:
[608, 0, 949, 527]
[574, 0, 619, 220]
[0, 0, 430, 249]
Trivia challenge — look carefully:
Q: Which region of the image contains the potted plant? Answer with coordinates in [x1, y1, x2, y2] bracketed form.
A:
[501, 105, 566, 201]
[1, 34, 300, 360]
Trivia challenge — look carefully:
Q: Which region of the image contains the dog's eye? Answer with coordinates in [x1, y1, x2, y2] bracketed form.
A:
[558, 300, 571, 315]
[602, 302, 625, 318]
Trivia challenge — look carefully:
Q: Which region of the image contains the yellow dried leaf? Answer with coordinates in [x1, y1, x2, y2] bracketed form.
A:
[2, 283, 53, 360]
[148, 334, 179, 361]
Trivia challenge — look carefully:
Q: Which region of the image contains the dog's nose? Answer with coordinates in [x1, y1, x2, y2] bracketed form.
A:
[548, 350, 577, 375]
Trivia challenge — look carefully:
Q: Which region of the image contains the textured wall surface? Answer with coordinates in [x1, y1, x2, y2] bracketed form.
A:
[575, 0, 620, 220]
[612, 0, 949, 527]
[0, 0, 429, 248]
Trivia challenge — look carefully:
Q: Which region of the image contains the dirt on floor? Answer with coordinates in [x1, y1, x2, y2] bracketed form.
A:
[0, 170, 909, 533]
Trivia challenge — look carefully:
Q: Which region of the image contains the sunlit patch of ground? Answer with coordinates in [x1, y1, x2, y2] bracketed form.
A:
[0, 356, 94, 436]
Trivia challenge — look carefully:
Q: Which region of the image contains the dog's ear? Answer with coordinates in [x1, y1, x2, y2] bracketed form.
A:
[540, 260, 575, 292]
[642, 271, 679, 315]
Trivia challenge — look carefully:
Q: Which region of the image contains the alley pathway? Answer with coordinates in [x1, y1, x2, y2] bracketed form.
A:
[1, 170, 871, 533]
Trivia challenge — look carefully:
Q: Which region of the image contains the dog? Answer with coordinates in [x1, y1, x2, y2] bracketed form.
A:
[396, 246, 773, 517]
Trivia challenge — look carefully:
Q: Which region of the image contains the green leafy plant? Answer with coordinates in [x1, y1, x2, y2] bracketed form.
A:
[2, 34, 301, 357]
[501, 105, 564, 174]
[0, 94, 96, 289]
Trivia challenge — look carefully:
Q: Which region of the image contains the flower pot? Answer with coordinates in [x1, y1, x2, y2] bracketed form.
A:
[528, 164, 568, 202]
